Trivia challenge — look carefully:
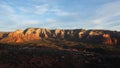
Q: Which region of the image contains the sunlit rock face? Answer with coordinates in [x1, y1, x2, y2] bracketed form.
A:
[89, 31, 103, 36]
[102, 34, 119, 45]
[0, 28, 119, 45]
[39, 28, 51, 38]
[54, 29, 65, 38]
[79, 31, 85, 38]
[2, 29, 24, 43]
[1, 28, 41, 43]
[23, 28, 40, 41]
[103, 34, 112, 45]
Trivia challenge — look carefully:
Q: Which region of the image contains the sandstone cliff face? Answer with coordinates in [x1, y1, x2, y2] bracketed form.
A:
[0, 29, 41, 43]
[103, 34, 112, 45]
[7, 29, 24, 43]
[0, 28, 119, 45]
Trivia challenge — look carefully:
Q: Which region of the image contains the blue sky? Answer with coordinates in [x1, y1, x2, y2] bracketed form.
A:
[0, 0, 120, 31]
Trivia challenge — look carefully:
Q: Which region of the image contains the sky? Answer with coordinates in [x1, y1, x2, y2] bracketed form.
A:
[0, 0, 120, 31]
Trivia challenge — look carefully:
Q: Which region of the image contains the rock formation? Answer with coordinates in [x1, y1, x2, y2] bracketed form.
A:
[0, 28, 119, 45]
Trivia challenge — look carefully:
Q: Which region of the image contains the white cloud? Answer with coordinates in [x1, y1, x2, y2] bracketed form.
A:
[0, 4, 17, 27]
[0, 1, 78, 31]
[96, 1, 120, 16]
[91, 1, 120, 24]
[18, 7, 29, 13]
[0, 4, 41, 30]
[51, 8, 70, 16]
[45, 18, 56, 23]
[17, 4, 49, 15]
[0, 4, 15, 16]
[50, 7, 76, 16]
[91, 18, 105, 24]
[18, 4, 73, 16]
[21, 20, 39, 25]
[7, 14, 41, 25]
[34, 4, 49, 14]
[87, 1, 120, 31]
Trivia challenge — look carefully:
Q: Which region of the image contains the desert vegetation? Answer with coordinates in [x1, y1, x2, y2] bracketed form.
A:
[0, 39, 120, 68]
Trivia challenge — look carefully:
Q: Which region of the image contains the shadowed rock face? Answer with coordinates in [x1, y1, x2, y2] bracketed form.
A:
[0, 32, 9, 39]
[0, 28, 120, 45]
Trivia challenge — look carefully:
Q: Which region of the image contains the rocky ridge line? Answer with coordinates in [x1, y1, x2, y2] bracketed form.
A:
[0, 28, 120, 45]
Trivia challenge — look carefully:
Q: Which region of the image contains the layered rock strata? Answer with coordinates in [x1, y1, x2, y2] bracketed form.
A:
[0, 28, 119, 45]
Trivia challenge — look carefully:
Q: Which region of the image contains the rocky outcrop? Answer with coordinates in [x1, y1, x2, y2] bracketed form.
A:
[7, 29, 24, 43]
[0, 32, 4, 39]
[0, 32, 9, 39]
[103, 34, 112, 45]
[54, 29, 65, 38]
[0, 29, 41, 43]
[0, 28, 119, 45]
